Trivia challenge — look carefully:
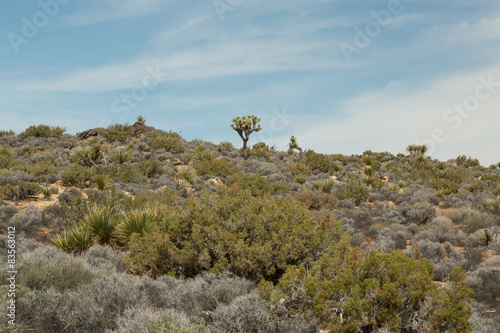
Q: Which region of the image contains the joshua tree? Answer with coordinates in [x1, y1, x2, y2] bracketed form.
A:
[406, 144, 428, 156]
[288, 136, 303, 160]
[231, 115, 261, 159]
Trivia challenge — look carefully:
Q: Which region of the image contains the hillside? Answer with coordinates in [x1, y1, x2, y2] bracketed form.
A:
[0, 122, 499, 333]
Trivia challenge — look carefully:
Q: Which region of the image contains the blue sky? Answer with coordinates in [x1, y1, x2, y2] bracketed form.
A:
[1, 0, 500, 165]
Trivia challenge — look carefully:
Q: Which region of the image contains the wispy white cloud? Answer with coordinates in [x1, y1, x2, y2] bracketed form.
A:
[13, 37, 346, 93]
[61, 0, 168, 26]
[158, 14, 213, 38]
[291, 62, 500, 165]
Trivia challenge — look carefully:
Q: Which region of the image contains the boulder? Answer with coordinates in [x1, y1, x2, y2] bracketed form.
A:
[132, 121, 155, 137]
[76, 129, 98, 140]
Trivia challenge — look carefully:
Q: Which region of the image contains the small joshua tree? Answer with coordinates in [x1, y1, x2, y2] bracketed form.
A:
[231, 115, 261, 159]
[406, 144, 428, 156]
[288, 136, 303, 160]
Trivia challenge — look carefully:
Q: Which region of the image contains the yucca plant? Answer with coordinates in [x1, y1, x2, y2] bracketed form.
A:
[363, 165, 375, 176]
[177, 167, 197, 183]
[117, 209, 157, 244]
[0, 145, 12, 157]
[484, 199, 500, 213]
[320, 179, 335, 193]
[396, 180, 406, 189]
[363, 175, 375, 186]
[15, 162, 31, 173]
[51, 226, 92, 254]
[112, 149, 132, 164]
[21, 146, 32, 156]
[94, 173, 112, 191]
[363, 156, 374, 166]
[332, 163, 343, 172]
[293, 174, 307, 185]
[82, 205, 120, 246]
[72, 147, 93, 166]
[41, 186, 58, 200]
[385, 183, 399, 192]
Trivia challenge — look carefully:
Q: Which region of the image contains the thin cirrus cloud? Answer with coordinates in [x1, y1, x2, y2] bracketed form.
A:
[60, 0, 169, 26]
[14, 39, 344, 93]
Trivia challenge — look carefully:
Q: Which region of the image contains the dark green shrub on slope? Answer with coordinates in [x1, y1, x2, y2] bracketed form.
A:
[124, 187, 340, 282]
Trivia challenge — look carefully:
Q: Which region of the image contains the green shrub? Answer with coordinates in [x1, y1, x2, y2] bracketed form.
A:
[138, 159, 164, 178]
[124, 187, 341, 282]
[246, 142, 271, 160]
[225, 173, 289, 197]
[304, 150, 332, 173]
[294, 189, 337, 210]
[286, 162, 312, 176]
[1, 182, 42, 200]
[0, 153, 13, 169]
[149, 131, 185, 153]
[428, 178, 460, 196]
[217, 141, 234, 152]
[21, 124, 66, 138]
[456, 155, 480, 168]
[337, 180, 369, 205]
[100, 123, 134, 142]
[61, 163, 92, 186]
[0, 130, 15, 137]
[112, 164, 148, 184]
[194, 158, 241, 178]
[259, 243, 473, 332]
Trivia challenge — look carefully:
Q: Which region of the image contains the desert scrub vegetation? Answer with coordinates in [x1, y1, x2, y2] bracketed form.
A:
[125, 187, 340, 282]
[259, 240, 473, 332]
[20, 124, 66, 139]
[2, 121, 499, 331]
[147, 130, 185, 153]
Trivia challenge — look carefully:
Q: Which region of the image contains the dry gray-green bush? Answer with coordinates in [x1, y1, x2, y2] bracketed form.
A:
[211, 293, 271, 333]
[375, 228, 408, 253]
[106, 306, 206, 333]
[400, 201, 436, 225]
[468, 302, 500, 333]
[18, 246, 97, 292]
[83, 245, 129, 272]
[8, 205, 42, 233]
[414, 216, 465, 244]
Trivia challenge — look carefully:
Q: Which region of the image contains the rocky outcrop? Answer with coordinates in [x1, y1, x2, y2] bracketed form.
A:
[76, 129, 98, 140]
[132, 121, 155, 137]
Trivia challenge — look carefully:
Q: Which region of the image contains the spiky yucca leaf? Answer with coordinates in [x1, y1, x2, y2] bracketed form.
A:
[177, 167, 197, 183]
[83, 205, 120, 245]
[117, 209, 158, 244]
[51, 226, 92, 254]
